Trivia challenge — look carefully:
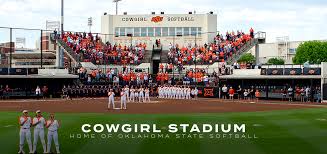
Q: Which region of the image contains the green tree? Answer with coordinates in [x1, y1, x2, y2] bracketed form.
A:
[237, 53, 255, 63]
[267, 57, 285, 65]
[293, 41, 327, 64]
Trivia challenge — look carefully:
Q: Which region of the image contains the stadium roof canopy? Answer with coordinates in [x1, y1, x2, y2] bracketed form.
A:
[6, 52, 56, 59]
[0, 74, 78, 79]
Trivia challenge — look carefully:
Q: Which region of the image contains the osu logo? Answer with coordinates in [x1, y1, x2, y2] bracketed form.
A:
[204, 88, 214, 97]
[290, 70, 296, 75]
[308, 69, 315, 74]
[151, 16, 163, 23]
[272, 69, 279, 75]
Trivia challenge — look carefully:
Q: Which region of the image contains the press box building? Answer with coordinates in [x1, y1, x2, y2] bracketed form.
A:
[101, 12, 218, 49]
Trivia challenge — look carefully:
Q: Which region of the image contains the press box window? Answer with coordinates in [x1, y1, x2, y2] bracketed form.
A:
[183, 27, 190, 36]
[162, 27, 168, 37]
[176, 27, 183, 36]
[119, 27, 125, 36]
[115, 27, 119, 37]
[191, 27, 197, 36]
[126, 28, 134, 36]
[134, 27, 141, 37]
[155, 27, 161, 37]
[141, 27, 147, 37]
[148, 27, 154, 37]
[197, 27, 202, 36]
[169, 27, 175, 36]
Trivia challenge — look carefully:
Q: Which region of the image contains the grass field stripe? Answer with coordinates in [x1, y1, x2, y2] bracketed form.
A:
[219, 114, 267, 154]
[1, 108, 327, 154]
[262, 113, 326, 154]
[226, 108, 327, 153]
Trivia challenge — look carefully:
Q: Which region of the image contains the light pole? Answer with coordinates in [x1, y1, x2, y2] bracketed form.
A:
[173, 34, 182, 80]
[127, 33, 133, 47]
[113, 0, 122, 15]
[88, 17, 92, 32]
[61, 0, 64, 37]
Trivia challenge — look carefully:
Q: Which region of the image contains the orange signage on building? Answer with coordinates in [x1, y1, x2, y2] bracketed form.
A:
[151, 16, 164, 23]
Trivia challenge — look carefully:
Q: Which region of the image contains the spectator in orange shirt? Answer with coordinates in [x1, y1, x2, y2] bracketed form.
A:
[160, 63, 164, 72]
[229, 87, 235, 101]
[168, 63, 173, 73]
[255, 90, 260, 102]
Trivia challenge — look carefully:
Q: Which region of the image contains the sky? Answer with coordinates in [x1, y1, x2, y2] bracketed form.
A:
[0, 0, 327, 48]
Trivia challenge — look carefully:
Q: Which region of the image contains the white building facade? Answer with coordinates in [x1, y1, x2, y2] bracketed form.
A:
[249, 41, 303, 64]
[101, 13, 217, 49]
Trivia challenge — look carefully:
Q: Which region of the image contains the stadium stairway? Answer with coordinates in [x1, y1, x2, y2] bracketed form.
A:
[226, 31, 266, 65]
[152, 45, 163, 61]
[56, 38, 80, 66]
[143, 49, 152, 63]
[160, 49, 169, 63]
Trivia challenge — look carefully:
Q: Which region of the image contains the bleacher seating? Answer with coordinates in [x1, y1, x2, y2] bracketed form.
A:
[62, 32, 147, 65]
[167, 30, 253, 65]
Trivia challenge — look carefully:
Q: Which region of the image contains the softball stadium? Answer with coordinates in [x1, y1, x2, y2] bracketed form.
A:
[1, 1, 327, 154]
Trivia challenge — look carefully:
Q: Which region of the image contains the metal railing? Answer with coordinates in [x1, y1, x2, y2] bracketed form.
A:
[226, 38, 258, 65]
[226, 31, 266, 65]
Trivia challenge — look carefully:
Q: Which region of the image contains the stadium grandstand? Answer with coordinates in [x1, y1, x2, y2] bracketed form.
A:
[0, 11, 326, 103]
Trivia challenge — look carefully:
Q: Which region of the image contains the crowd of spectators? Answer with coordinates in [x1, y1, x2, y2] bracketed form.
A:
[62, 32, 147, 65]
[219, 84, 321, 103]
[0, 85, 49, 99]
[78, 67, 152, 86]
[167, 29, 253, 66]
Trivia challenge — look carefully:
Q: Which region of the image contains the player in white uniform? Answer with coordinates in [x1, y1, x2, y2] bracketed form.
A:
[124, 85, 130, 102]
[176, 86, 179, 99]
[162, 86, 166, 98]
[161, 86, 165, 98]
[46, 113, 60, 154]
[18, 110, 33, 154]
[186, 86, 191, 99]
[158, 87, 162, 98]
[183, 87, 187, 99]
[170, 86, 174, 99]
[178, 87, 182, 99]
[134, 88, 139, 101]
[129, 86, 135, 102]
[194, 87, 199, 100]
[120, 89, 127, 109]
[108, 89, 115, 109]
[174, 86, 178, 99]
[32, 110, 46, 154]
[165, 86, 169, 99]
[145, 87, 151, 102]
[138, 86, 145, 103]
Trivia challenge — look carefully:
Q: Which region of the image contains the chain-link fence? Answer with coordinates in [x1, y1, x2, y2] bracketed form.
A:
[0, 27, 54, 75]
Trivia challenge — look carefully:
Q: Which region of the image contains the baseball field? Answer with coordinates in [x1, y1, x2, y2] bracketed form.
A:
[0, 98, 327, 154]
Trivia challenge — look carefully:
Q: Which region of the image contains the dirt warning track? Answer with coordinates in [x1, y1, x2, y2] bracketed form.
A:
[0, 98, 325, 114]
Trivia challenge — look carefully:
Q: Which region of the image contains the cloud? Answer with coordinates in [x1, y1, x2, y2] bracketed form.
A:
[0, 0, 326, 44]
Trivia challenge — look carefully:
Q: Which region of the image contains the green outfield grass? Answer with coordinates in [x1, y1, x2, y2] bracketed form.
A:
[1, 108, 327, 154]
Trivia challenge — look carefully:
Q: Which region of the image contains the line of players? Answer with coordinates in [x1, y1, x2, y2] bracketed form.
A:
[107, 85, 151, 110]
[158, 85, 198, 100]
[18, 110, 60, 154]
[62, 85, 109, 99]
